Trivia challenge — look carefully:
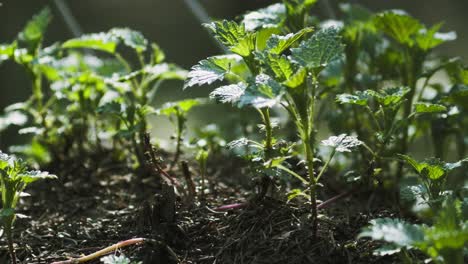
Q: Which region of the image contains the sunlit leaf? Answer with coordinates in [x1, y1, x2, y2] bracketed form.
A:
[184, 55, 243, 88]
[239, 74, 284, 108]
[414, 102, 447, 114]
[321, 134, 363, 152]
[18, 7, 52, 48]
[18, 170, 57, 184]
[266, 27, 313, 55]
[359, 218, 424, 248]
[110, 28, 148, 52]
[415, 23, 456, 51]
[157, 99, 204, 116]
[290, 27, 344, 70]
[372, 10, 423, 46]
[63, 32, 118, 53]
[242, 3, 286, 31]
[336, 91, 369, 106]
[210, 83, 247, 104]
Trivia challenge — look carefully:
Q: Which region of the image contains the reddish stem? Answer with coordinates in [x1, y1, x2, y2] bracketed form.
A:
[51, 238, 145, 264]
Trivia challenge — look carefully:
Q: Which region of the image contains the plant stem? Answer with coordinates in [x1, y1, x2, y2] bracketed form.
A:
[259, 108, 273, 153]
[304, 134, 318, 238]
[315, 148, 336, 182]
[5, 227, 17, 264]
[51, 238, 145, 264]
[172, 112, 184, 168]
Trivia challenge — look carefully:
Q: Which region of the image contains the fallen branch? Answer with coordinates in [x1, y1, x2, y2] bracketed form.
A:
[51, 238, 145, 264]
[213, 202, 248, 211]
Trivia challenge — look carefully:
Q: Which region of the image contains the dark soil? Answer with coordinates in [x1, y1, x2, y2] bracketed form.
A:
[0, 153, 399, 264]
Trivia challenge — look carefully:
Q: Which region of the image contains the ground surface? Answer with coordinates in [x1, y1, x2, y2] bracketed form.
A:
[0, 154, 399, 264]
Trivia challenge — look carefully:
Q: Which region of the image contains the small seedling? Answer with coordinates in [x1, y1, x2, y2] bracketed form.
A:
[157, 98, 204, 168]
[0, 151, 56, 264]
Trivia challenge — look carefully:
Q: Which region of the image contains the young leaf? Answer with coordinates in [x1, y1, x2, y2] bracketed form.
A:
[18, 170, 57, 184]
[110, 28, 148, 52]
[372, 10, 423, 46]
[359, 218, 424, 248]
[415, 23, 456, 51]
[0, 43, 16, 63]
[157, 99, 203, 116]
[242, 3, 286, 31]
[397, 155, 468, 180]
[238, 74, 284, 108]
[62, 32, 118, 53]
[210, 83, 247, 104]
[204, 20, 248, 47]
[283, 67, 306, 88]
[263, 54, 294, 81]
[290, 27, 344, 71]
[18, 7, 52, 48]
[414, 102, 447, 114]
[368, 87, 411, 106]
[336, 91, 369, 106]
[321, 134, 363, 152]
[184, 55, 243, 88]
[266, 27, 313, 55]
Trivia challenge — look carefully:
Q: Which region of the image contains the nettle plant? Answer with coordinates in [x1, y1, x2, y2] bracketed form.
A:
[0, 151, 56, 264]
[156, 98, 204, 168]
[0, 7, 186, 169]
[334, 5, 467, 186]
[359, 198, 468, 264]
[398, 154, 468, 213]
[184, 0, 369, 236]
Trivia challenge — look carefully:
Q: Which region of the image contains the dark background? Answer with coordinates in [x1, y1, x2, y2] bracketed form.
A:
[1, 0, 467, 147]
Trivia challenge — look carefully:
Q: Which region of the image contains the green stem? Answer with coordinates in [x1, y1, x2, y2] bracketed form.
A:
[172, 112, 185, 168]
[259, 108, 273, 154]
[5, 223, 16, 264]
[316, 148, 336, 182]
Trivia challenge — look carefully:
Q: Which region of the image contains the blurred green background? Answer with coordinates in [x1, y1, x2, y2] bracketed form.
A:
[1, 0, 467, 149]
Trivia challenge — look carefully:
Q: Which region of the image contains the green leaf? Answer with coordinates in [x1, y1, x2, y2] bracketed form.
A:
[204, 20, 255, 56]
[97, 101, 123, 116]
[184, 55, 243, 88]
[287, 189, 310, 201]
[373, 244, 404, 256]
[266, 27, 313, 55]
[18, 7, 52, 47]
[359, 218, 424, 248]
[110, 28, 148, 52]
[283, 67, 306, 88]
[242, 3, 286, 31]
[63, 28, 148, 53]
[204, 20, 248, 47]
[18, 170, 57, 184]
[0, 208, 15, 218]
[321, 134, 363, 153]
[157, 99, 203, 116]
[230, 34, 256, 57]
[414, 102, 447, 114]
[0, 43, 16, 63]
[152, 43, 166, 64]
[368, 87, 411, 106]
[0, 152, 15, 170]
[265, 54, 294, 81]
[210, 83, 247, 104]
[398, 155, 446, 180]
[336, 91, 369, 106]
[290, 27, 344, 71]
[372, 10, 423, 46]
[63, 32, 118, 53]
[415, 23, 456, 51]
[239, 74, 284, 108]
